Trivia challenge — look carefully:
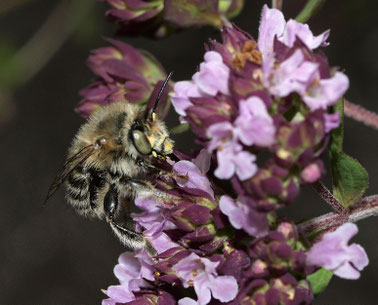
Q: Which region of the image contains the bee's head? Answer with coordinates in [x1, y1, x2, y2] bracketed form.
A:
[129, 72, 174, 159]
[129, 114, 173, 159]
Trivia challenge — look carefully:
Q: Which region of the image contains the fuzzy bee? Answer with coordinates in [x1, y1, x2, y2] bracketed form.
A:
[45, 73, 174, 255]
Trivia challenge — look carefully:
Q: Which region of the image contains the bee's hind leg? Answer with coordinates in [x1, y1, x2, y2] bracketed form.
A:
[109, 221, 157, 256]
[104, 184, 157, 256]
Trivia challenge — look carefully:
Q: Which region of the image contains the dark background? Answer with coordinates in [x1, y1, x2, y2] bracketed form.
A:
[0, 0, 377, 304]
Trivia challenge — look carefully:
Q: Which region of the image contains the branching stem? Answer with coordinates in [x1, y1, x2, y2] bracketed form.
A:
[312, 181, 345, 214]
[344, 100, 378, 131]
[299, 195, 378, 236]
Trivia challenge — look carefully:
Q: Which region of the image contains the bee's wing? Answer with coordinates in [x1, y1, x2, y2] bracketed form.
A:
[43, 144, 96, 205]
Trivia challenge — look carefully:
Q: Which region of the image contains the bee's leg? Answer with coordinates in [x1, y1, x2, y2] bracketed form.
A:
[137, 160, 186, 180]
[103, 184, 157, 256]
[122, 177, 172, 199]
[109, 221, 157, 256]
[122, 197, 131, 220]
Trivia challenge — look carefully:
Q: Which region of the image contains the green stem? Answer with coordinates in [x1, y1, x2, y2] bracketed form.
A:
[295, 0, 326, 23]
[170, 122, 189, 134]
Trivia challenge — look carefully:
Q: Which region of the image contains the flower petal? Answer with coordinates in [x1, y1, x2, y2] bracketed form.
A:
[258, 5, 286, 57]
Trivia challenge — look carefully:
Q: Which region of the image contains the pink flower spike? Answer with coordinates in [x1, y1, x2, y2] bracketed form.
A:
[193, 51, 230, 96]
[306, 223, 369, 279]
[235, 96, 276, 147]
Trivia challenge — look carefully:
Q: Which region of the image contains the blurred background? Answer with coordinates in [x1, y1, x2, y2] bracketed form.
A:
[0, 0, 377, 304]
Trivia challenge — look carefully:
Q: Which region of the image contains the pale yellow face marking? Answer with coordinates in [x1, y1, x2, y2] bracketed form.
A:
[164, 140, 173, 152]
[146, 134, 156, 147]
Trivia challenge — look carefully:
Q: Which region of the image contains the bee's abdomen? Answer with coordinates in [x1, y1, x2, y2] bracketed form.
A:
[65, 166, 92, 215]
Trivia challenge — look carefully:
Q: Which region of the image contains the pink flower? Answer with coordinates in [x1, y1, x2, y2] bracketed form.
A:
[171, 81, 201, 116]
[102, 252, 152, 305]
[173, 159, 214, 199]
[192, 148, 211, 174]
[301, 72, 349, 110]
[324, 112, 340, 133]
[306, 223, 369, 279]
[207, 121, 257, 180]
[173, 253, 238, 305]
[219, 195, 269, 237]
[192, 51, 230, 96]
[300, 162, 322, 183]
[282, 19, 330, 50]
[132, 197, 178, 254]
[262, 49, 319, 98]
[258, 5, 329, 57]
[171, 51, 230, 117]
[179, 298, 199, 305]
[235, 96, 276, 147]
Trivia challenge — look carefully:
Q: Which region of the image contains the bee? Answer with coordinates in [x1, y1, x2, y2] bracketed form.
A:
[45, 73, 174, 255]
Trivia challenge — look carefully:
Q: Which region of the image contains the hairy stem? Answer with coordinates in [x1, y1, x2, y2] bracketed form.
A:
[272, 0, 283, 10]
[344, 100, 378, 131]
[299, 195, 378, 236]
[295, 0, 326, 23]
[312, 181, 345, 214]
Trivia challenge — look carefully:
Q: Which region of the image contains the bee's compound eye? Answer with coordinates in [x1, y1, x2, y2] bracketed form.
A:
[132, 130, 152, 155]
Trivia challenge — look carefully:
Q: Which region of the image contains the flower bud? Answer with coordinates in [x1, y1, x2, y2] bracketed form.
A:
[77, 39, 167, 117]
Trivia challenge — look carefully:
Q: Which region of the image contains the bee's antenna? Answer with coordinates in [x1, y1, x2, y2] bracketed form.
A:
[146, 72, 173, 121]
[153, 71, 173, 113]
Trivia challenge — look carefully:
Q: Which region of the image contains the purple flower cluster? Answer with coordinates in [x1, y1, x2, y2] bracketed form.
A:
[171, 4, 348, 207]
[99, 5, 369, 305]
[77, 39, 168, 118]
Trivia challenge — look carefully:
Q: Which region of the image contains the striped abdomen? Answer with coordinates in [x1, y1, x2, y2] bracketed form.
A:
[65, 165, 107, 218]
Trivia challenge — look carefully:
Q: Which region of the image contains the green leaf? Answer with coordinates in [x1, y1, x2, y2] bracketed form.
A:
[307, 268, 333, 296]
[328, 98, 369, 208]
[295, 0, 327, 23]
[329, 151, 369, 208]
